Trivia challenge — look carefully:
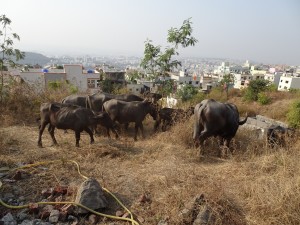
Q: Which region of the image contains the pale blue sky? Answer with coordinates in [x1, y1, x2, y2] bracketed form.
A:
[2, 0, 300, 65]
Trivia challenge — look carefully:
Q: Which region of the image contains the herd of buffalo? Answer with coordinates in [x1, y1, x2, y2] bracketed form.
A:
[37, 92, 294, 157]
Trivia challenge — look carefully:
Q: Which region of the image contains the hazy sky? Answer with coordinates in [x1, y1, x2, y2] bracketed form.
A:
[2, 0, 300, 65]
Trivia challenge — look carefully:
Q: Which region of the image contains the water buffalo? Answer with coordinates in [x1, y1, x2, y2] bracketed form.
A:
[266, 125, 294, 148]
[37, 103, 117, 147]
[103, 99, 158, 140]
[154, 107, 194, 131]
[61, 94, 89, 108]
[86, 92, 144, 112]
[193, 99, 247, 156]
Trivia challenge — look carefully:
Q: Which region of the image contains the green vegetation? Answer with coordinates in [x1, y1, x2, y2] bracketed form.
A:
[126, 69, 142, 84]
[287, 99, 300, 128]
[243, 79, 270, 102]
[0, 15, 25, 103]
[140, 18, 198, 95]
[48, 81, 78, 94]
[219, 74, 235, 100]
[176, 84, 198, 102]
[257, 92, 271, 105]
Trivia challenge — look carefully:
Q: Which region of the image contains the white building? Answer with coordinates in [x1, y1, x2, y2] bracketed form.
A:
[232, 73, 252, 89]
[264, 72, 282, 87]
[214, 62, 230, 75]
[278, 76, 300, 91]
[19, 64, 100, 93]
[170, 71, 201, 87]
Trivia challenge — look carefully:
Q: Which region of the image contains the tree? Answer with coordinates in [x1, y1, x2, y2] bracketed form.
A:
[243, 79, 270, 101]
[140, 18, 198, 94]
[176, 84, 198, 102]
[220, 74, 235, 100]
[0, 15, 25, 102]
[126, 69, 142, 84]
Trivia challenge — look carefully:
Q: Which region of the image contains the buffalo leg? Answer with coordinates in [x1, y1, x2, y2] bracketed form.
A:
[154, 118, 161, 132]
[106, 127, 111, 138]
[134, 122, 143, 141]
[140, 123, 145, 139]
[37, 121, 47, 147]
[162, 120, 167, 132]
[108, 126, 119, 139]
[75, 130, 81, 147]
[124, 123, 129, 130]
[84, 127, 94, 144]
[48, 125, 58, 146]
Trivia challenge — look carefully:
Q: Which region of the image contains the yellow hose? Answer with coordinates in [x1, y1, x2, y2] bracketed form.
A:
[0, 160, 139, 225]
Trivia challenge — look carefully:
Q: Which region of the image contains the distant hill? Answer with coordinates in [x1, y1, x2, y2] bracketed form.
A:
[17, 52, 51, 66]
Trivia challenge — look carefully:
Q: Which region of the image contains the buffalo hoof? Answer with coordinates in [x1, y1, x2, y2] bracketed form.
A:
[37, 143, 43, 148]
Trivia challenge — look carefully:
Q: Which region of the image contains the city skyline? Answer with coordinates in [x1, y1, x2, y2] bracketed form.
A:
[2, 0, 300, 65]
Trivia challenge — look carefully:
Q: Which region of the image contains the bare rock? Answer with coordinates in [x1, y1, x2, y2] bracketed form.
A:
[0, 213, 17, 225]
[39, 205, 54, 219]
[74, 178, 108, 214]
[48, 210, 60, 223]
[193, 204, 214, 225]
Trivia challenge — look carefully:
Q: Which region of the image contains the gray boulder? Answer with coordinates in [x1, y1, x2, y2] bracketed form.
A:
[75, 178, 108, 213]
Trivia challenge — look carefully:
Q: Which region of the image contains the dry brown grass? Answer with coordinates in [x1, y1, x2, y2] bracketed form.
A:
[1, 89, 300, 224]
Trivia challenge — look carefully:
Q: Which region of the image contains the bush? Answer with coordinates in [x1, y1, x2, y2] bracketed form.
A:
[257, 92, 271, 105]
[287, 100, 300, 128]
[243, 79, 270, 102]
[176, 84, 198, 102]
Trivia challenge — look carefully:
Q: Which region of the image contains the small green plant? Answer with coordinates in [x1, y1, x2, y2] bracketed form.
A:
[243, 79, 270, 101]
[176, 84, 198, 102]
[287, 99, 300, 128]
[257, 92, 271, 105]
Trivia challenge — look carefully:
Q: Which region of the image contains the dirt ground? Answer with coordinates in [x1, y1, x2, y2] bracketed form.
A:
[1, 113, 300, 224]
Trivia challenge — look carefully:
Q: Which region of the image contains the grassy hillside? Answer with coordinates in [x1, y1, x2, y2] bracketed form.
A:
[0, 85, 300, 224]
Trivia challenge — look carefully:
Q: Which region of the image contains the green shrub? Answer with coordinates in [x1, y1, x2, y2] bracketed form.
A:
[257, 92, 271, 105]
[176, 84, 198, 102]
[267, 83, 277, 92]
[243, 79, 270, 101]
[287, 100, 300, 128]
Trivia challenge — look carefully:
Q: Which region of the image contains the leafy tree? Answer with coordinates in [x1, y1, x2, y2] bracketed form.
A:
[243, 79, 270, 101]
[56, 65, 64, 69]
[0, 15, 25, 102]
[177, 84, 198, 102]
[140, 18, 198, 91]
[220, 74, 235, 100]
[126, 69, 142, 84]
[158, 79, 176, 96]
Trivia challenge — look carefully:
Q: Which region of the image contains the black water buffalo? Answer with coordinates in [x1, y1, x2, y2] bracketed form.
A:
[37, 103, 117, 147]
[266, 125, 294, 148]
[154, 107, 194, 131]
[103, 99, 158, 140]
[61, 94, 88, 108]
[193, 99, 247, 156]
[87, 92, 144, 112]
